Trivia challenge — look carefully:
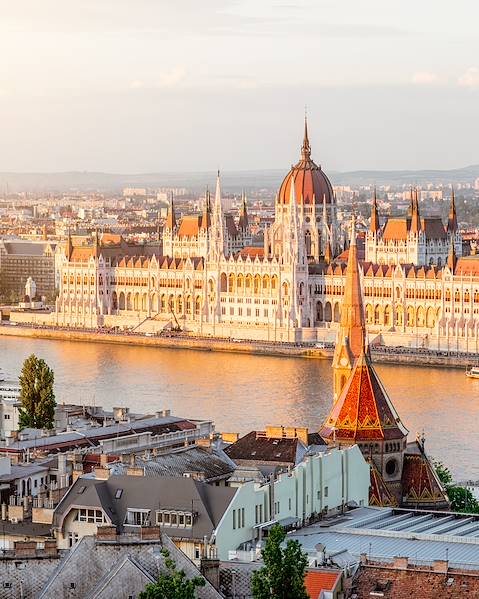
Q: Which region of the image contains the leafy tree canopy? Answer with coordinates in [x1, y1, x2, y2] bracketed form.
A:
[434, 460, 479, 514]
[139, 549, 205, 599]
[252, 524, 309, 599]
[19, 354, 56, 430]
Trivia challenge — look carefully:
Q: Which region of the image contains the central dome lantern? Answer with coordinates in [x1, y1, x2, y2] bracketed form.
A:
[278, 118, 334, 206]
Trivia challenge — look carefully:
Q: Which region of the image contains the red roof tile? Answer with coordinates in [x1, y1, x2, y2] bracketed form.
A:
[304, 570, 341, 599]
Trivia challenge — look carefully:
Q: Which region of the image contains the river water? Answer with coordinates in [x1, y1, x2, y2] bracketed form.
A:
[0, 337, 477, 480]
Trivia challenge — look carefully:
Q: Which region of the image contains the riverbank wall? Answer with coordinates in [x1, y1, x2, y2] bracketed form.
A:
[0, 325, 474, 369]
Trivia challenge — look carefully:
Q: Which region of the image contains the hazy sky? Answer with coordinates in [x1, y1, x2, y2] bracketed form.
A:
[1, 0, 478, 173]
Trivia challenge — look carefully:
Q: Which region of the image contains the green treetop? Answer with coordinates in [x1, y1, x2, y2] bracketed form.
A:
[252, 524, 309, 599]
[139, 548, 205, 599]
[18, 354, 56, 430]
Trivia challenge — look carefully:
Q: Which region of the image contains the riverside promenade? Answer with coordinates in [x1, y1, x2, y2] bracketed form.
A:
[0, 323, 476, 369]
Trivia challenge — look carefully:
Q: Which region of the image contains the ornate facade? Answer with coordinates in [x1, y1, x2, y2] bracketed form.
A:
[52, 120, 479, 353]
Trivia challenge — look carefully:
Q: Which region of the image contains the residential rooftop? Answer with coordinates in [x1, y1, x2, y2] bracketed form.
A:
[288, 506, 479, 570]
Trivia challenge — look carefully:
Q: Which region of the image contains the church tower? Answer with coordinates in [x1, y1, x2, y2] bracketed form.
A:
[331, 216, 366, 401]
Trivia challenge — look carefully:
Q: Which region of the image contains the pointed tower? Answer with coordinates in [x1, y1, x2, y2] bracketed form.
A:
[370, 187, 380, 234]
[200, 187, 211, 231]
[65, 229, 73, 260]
[301, 114, 311, 160]
[165, 192, 177, 231]
[410, 188, 421, 235]
[238, 191, 249, 231]
[331, 216, 366, 400]
[447, 235, 457, 271]
[447, 188, 458, 233]
[210, 171, 225, 258]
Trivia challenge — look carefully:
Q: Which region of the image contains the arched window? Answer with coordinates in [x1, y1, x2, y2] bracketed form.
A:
[220, 273, 227, 292]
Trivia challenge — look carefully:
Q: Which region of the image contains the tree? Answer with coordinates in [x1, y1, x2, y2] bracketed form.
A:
[18, 354, 56, 430]
[139, 549, 205, 599]
[251, 524, 309, 599]
[434, 460, 453, 487]
[447, 486, 479, 514]
[434, 460, 479, 514]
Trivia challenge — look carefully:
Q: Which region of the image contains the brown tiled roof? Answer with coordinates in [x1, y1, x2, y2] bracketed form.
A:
[224, 431, 302, 465]
[454, 256, 479, 276]
[177, 216, 201, 238]
[239, 247, 264, 258]
[304, 570, 341, 599]
[382, 218, 410, 241]
[321, 352, 408, 442]
[369, 460, 397, 507]
[354, 563, 479, 598]
[401, 441, 449, 508]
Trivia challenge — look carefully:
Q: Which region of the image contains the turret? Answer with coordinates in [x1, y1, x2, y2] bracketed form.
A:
[447, 235, 457, 271]
[238, 190, 249, 230]
[370, 187, 380, 234]
[331, 216, 366, 400]
[65, 229, 73, 260]
[447, 188, 458, 233]
[165, 192, 177, 231]
[410, 188, 421, 235]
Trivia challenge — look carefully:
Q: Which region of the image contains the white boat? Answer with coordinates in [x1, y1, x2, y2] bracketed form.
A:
[466, 366, 479, 379]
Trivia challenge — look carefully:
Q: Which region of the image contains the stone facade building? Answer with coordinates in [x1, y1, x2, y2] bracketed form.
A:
[49, 120, 479, 352]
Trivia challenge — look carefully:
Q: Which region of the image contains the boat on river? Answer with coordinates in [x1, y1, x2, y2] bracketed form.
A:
[466, 366, 479, 379]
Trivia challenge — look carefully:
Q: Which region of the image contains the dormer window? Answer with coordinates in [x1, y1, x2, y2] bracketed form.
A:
[156, 510, 194, 528]
[124, 509, 150, 526]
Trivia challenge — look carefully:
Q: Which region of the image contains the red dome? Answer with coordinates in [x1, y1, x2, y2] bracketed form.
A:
[278, 120, 334, 205]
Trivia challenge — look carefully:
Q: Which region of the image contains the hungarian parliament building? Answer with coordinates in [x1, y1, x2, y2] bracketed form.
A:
[52, 121, 479, 352]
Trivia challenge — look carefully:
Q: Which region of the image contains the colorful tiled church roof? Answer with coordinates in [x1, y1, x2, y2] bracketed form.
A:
[401, 441, 449, 508]
[369, 460, 397, 507]
[320, 349, 408, 442]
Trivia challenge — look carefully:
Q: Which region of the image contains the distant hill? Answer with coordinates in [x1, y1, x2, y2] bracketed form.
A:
[0, 165, 478, 194]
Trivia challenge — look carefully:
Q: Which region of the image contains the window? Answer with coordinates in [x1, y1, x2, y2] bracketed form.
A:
[156, 510, 193, 528]
[233, 509, 236, 529]
[324, 486, 328, 498]
[76, 509, 105, 524]
[68, 532, 79, 547]
[115, 489, 123, 499]
[4, 414, 10, 420]
[194, 544, 201, 560]
[288, 498, 292, 511]
[125, 509, 150, 526]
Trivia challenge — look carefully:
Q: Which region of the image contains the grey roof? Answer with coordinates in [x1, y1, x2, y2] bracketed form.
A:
[0, 462, 49, 482]
[2, 414, 189, 452]
[288, 506, 479, 570]
[0, 520, 52, 537]
[1, 241, 56, 256]
[110, 445, 236, 482]
[39, 533, 222, 599]
[54, 474, 237, 540]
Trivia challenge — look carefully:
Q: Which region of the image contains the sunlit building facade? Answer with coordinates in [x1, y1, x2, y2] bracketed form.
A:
[51, 121, 479, 352]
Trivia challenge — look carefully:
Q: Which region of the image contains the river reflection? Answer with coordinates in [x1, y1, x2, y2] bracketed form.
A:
[0, 337, 477, 480]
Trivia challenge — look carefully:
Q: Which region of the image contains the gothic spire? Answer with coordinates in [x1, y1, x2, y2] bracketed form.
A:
[238, 190, 249, 230]
[410, 188, 421, 234]
[301, 114, 311, 161]
[201, 187, 211, 230]
[447, 235, 457, 271]
[448, 188, 458, 232]
[166, 192, 177, 230]
[65, 228, 73, 260]
[331, 215, 368, 401]
[370, 187, 380, 233]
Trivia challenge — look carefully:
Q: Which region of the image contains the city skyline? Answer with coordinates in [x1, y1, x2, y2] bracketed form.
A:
[1, 1, 478, 173]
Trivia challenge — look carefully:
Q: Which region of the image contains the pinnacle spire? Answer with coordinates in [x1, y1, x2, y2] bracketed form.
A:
[448, 187, 458, 232]
[410, 188, 421, 234]
[166, 192, 177, 230]
[239, 190, 249, 230]
[447, 235, 457, 271]
[301, 114, 311, 160]
[370, 187, 380, 233]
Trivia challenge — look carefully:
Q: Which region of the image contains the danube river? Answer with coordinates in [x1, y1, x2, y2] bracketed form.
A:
[0, 337, 476, 480]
